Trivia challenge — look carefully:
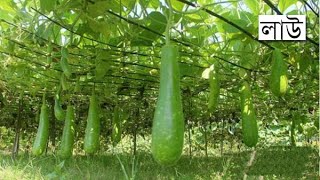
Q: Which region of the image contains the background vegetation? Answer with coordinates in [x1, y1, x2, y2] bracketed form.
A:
[0, 0, 318, 179]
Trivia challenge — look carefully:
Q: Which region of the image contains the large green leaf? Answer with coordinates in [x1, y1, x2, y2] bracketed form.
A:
[40, 0, 56, 12]
[278, 0, 297, 13]
[131, 11, 167, 46]
[87, 0, 120, 17]
[120, 0, 136, 12]
[171, 0, 185, 11]
[243, 0, 259, 14]
[0, 0, 16, 21]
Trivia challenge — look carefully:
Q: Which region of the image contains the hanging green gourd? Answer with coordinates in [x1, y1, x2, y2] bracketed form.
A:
[240, 81, 258, 147]
[57, 105, 75, 159]
[54, 85, 65, 121]
[151, 5, 184, 165]
[269, 49, 288, 97]
[111, 104, 122, 146]
[208, 62, 220, 112]
[84, 92, 100, 154]
[32, 93, 49, 156]
[60, 47, 72, 78]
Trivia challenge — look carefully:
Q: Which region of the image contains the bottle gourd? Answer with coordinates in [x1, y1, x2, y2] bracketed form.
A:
[54, 88, 65, 121]
[32, 95, 49, 156]
[269, 49, 288, 97]
[208, 63, 220, 111]
[151, 45, 184, 166]
[84, 94, 100, 154]
[111, 105, 122, 146]
[57, 105, 75, 159]
[240, 81, 258, 147]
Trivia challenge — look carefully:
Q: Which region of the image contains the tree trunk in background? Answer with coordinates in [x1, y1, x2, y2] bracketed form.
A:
[12, 99, 22, 158]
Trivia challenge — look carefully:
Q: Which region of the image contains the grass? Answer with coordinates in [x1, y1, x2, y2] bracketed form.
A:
[0, 146, 318, 180]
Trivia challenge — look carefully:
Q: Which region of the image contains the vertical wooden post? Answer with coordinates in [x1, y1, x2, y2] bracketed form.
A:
[133, 127, 137, 156]
[188, 123, 192, 157]
[12, 98, 22, 158]
[187, 90, 192, 158]
[133, 107, 138, 156]
[75, 99, 81, 156]
[290, 119, 296, 147]
[204, 122, 208, 158]
[132, 87, 144, 156]
[213, 119, 217, 149]
[220, 119, 224, 156]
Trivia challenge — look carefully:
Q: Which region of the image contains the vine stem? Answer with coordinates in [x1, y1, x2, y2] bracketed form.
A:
[42, 92, 46, 104]
[165, 0, 173, 45]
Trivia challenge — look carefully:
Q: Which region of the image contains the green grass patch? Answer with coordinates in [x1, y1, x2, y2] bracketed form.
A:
[0, 146, 318, 179]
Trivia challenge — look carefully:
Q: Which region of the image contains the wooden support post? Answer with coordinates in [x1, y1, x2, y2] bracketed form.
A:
[290, 119, 296, 147]
[220, 119, 224, 156]
[204, 123, 208, 158]
[133, 107, 138, 156]
[188, 123, 192, 157]
[243, 150, 257, 179]
[75, 100, 81, 155]
[12, 98, 22, 158]
[187, 90, 193, 158]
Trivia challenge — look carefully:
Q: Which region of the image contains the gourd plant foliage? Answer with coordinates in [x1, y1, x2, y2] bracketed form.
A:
[0, 0, 318, 153]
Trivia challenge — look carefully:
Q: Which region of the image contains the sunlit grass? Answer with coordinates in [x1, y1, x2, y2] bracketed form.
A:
[0, 146, 318, 179]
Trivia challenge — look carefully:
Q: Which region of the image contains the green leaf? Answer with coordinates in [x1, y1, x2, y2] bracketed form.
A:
[121, 0, 136, 12]
[278, 0, 297, 13]
[87, 1, 109, 17]
[87, 18, 110, 38]
[171, 0, 184, 11]
[131, 11, 167, 46]
[150, 0, 160, 9]
[95, 60, 110, 80]
[0, 0, 16, 21]
[243, 0, 259, 14]
[87, 1, 120, 17]
[40, 0, 56, 13]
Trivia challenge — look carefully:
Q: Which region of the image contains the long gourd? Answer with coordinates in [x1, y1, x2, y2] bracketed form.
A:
[57, 105, 75, 159]
[111, 105, 121, 146]
[32, 95, 49, 156]
[269, 49, 288, 97]
[54, 92, 65, 121]
[151, 45, 184, 166]
[208, 63, 220, 111]
[240, 81, 258, 147]
[84, 94, 100, 154]
[60, 47, 72, 78]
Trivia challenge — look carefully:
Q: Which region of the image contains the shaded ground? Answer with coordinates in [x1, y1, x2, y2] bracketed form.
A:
[0, 146, 318, 179]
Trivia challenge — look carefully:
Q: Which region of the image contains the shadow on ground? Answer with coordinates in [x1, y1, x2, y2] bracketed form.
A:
[247, 146, 318, 179]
